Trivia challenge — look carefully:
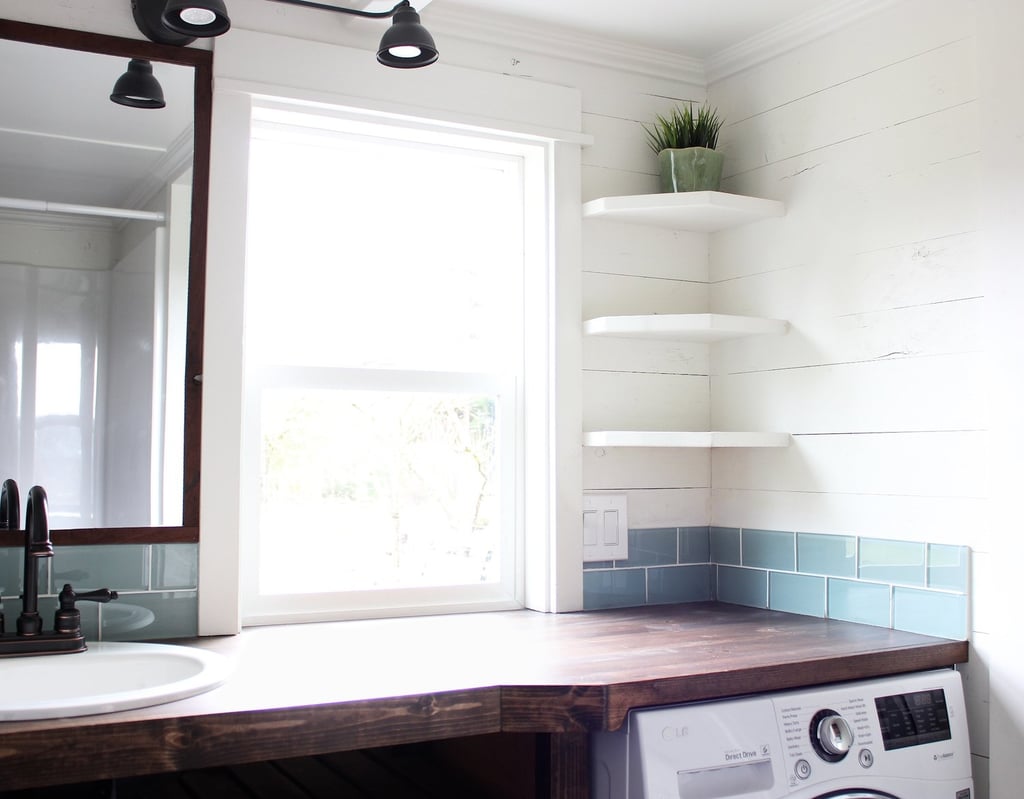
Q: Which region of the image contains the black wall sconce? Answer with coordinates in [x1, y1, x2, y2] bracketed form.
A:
[113, 2, 231, 109]
[269, 0, 438, 68]
[110, 58, 167, 108]
[130, 0, 232, 46]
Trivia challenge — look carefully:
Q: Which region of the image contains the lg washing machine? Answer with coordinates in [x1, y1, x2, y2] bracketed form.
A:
[592, 668, 973, 798]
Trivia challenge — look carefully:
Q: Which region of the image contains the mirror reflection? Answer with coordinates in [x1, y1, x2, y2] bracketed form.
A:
[0, 37, 195, 528]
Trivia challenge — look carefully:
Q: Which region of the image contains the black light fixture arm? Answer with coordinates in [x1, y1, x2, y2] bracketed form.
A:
[268, 0, 412, 19]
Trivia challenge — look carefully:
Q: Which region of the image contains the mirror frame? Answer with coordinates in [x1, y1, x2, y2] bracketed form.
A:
[0, 19, 210, 546]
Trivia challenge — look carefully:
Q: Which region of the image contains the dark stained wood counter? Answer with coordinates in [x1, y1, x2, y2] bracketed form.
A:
[0, 602, 967, 793]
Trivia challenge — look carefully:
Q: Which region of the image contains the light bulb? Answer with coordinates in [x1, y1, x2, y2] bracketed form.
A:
[179, 7, 218, 25]
[388, 45, 423, 59]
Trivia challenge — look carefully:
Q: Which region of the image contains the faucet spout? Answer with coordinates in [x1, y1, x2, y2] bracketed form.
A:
[0, 478, 19, 531]
[17, 486, 52, 636]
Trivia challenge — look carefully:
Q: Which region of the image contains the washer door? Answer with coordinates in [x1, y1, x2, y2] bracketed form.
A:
[814, 792, 900, 799]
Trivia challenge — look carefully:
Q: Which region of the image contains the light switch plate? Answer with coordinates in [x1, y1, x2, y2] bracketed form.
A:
[583, 493, 628, 562]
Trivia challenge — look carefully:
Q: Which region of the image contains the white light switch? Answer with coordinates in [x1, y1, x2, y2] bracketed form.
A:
[582, 493, 628, 562]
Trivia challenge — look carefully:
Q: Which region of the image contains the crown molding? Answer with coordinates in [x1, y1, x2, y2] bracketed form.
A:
[424, 4, 705, 86]
[124, 124, 194, 213]
[705, 0, 901, 83]
[427, 0, 898, 89]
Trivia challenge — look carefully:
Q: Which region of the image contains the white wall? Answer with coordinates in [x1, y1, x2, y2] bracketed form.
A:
[979, 1, 1024, 798]
[707, 0, 990, 792]
[103, 228, 161, 526]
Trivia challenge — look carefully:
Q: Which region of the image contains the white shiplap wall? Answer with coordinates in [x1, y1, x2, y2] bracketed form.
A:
[3, 0, 1006, 794]
[576, 72, 716, 529]
[707, 0, 988, 791]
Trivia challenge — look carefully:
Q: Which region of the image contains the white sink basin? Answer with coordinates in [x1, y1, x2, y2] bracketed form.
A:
[0, 641, 230, 721]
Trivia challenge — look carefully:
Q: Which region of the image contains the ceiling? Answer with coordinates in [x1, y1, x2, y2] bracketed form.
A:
[430, 0, 842, 59]
[0, 37, 194, 215]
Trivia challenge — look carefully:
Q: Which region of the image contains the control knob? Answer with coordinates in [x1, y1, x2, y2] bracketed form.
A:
[809, 709, 854, 762]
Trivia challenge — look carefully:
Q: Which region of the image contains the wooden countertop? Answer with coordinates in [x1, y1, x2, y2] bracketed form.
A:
[0, 602, 967, 791]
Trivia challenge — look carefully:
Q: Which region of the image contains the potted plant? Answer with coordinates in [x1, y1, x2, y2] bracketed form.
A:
[643, 103, 725, 193]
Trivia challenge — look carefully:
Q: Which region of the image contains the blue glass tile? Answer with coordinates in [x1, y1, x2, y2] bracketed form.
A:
[0, 546, 21, 597]
[648, 565, 712, 604]
[742, 529, 795, 571]
[710, 527, 741, 565]
[100, 591, 198, 642]
[927, 544, 969, 593]
[828, 578, 891, 628]
[717, 566, 768, 608]
[152, 544, 199, 590]
[583, 560, 613, 571]
[859, 538, 926, 586]
[679, 527, 711, 564]
[770, 572, 826, 618]
[618, 529, 677, 567]
[893, 587, 967, 640]
[54, 545, 149, 592]
[797, 533, 856, 577]
[583, 569, 646, 610]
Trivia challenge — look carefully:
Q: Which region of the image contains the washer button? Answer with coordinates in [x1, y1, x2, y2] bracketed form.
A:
[859, 748, 874, 768]
[795, 759, 812, 780]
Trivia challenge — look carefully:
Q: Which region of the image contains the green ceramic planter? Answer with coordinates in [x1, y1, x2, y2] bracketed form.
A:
[658, 147, 724, 192]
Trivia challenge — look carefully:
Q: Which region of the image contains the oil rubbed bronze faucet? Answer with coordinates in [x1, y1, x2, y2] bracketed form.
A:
[0, 478, 19, 635]
[0, 483, 118, 657]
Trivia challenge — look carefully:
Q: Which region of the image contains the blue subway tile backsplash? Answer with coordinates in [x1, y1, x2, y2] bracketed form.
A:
[797, 533, 856, 577]
[859, 538, 927, 586]
[710, 527, 741, 565]
[893, 586, 967, 640]
[619, 528, 678, 567]
[582, 567, 647, 609]
[769, 571, 826, 618]
[648, 564, 712, 604]
[54, 545, 150, 591]
[927, 544, 969, 592]
[582, 526, 969, 640]
[717, 565, 768, 608]
[152, 543, 200, 591]
[828, 578, 892, 628]
[741, 529, 796, 571]
[1, 542, 199, 642]
[679, 527, 711, 564]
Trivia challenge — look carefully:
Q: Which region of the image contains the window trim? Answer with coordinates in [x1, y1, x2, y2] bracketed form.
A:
[201, 36, 586, 634]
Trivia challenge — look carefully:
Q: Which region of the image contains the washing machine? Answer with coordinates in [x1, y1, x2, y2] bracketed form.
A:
[591, 668, 973, 799]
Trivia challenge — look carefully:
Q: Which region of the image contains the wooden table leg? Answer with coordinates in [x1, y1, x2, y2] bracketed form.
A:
[536, 732, 589, 799]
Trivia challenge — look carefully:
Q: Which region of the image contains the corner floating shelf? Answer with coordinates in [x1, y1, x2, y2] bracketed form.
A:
[583, 313, 789, 343]
[582, 190, 785, 232]
[583, 431, 790, 448]
[581, 191, 790, 451]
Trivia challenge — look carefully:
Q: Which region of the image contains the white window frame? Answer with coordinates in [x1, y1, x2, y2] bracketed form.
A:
[199, 32, 586, 634]
[242, 366, 521, 623]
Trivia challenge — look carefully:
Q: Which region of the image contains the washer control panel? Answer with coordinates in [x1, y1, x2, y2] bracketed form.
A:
[772, 669, 967, 791]
[591, 668, 973, 799]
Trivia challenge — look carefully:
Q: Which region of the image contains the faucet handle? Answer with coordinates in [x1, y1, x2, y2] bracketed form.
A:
[54, 584, 120, 635]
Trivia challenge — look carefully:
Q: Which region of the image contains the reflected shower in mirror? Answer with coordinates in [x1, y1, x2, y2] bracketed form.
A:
[0, 25, 205, 533]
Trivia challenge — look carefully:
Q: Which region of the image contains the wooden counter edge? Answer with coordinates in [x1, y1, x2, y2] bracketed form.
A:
[600, 639, 970, 731]
[498, 639, 969, 733]
[0, 688, 502, 792]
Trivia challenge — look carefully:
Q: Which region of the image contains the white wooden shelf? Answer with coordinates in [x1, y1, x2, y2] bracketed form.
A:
[582, 190, 785, 232]
[583, 313, 789, 343]
[583, 431, 791, 448]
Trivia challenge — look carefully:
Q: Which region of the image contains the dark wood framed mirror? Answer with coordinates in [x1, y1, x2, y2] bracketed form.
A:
[0, 19, 209, 546]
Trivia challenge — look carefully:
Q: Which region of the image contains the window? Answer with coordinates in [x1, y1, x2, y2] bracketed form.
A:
[239, 104, 549, 623]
